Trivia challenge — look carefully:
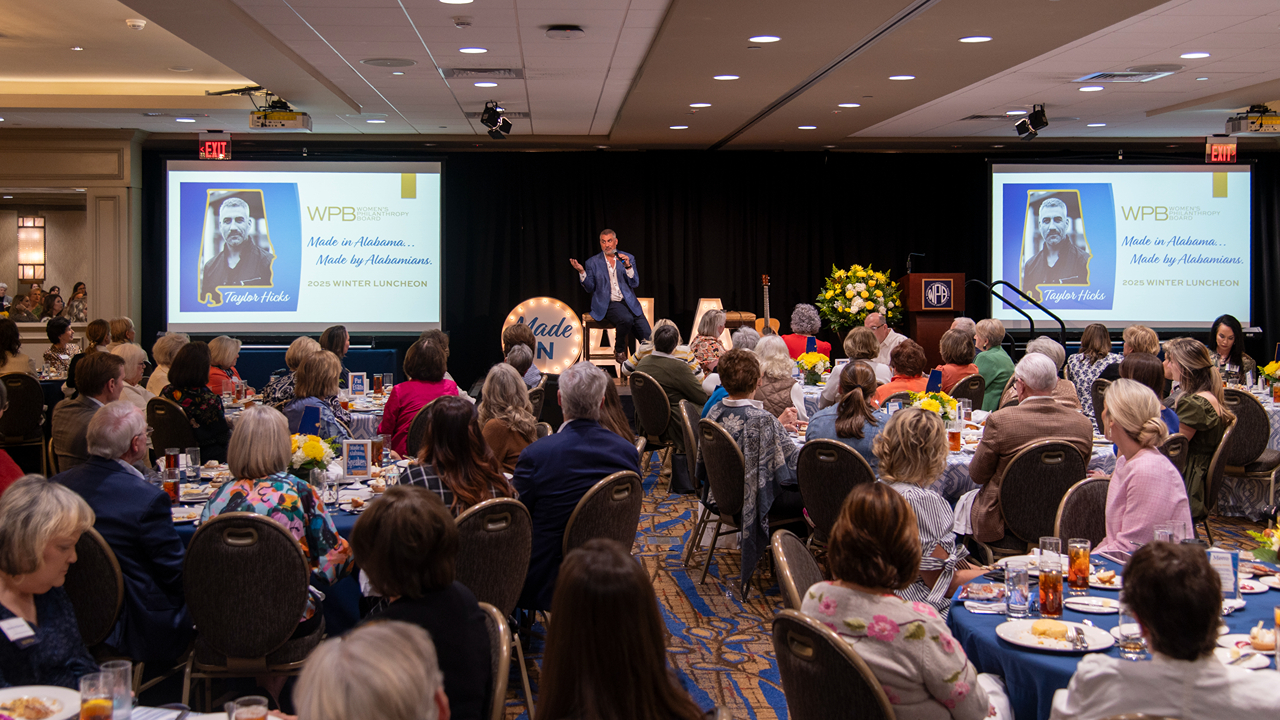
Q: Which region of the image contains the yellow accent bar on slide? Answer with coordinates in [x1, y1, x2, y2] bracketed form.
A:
[1212, 172, 1228, 198]
[401, 173, 416, 199]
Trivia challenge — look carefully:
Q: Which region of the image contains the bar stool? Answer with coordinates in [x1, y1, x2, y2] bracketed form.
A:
[583, 313, 620, 374]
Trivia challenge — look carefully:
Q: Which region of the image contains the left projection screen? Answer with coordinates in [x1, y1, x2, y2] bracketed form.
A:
[166, 160, 442, 334]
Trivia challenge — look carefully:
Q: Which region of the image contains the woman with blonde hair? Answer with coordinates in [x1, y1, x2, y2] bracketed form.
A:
[753, 334, 807, 421]
[478, 363, 538, 472]
[974, 318, 1013, 411]
[66, 318, 111, 392]
[206, 335, 246, 396]
[818, 326, 888, 410]
[807, 362, 887, 471]
[260, 335, 321, 406]
[106, 317, 134, 349]
[1163, 337, 1234, 520]
[1095, 379, 1192, 553]
[1066, 323, 1123, 419]
[873, 409, 986, 614]
[688, 308, 726, 374]
[146, 332, 189, 395]
[282, 350, 351, 440]
[111, 342, 155, 411]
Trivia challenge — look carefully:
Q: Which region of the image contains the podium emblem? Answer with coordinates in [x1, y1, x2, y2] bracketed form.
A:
[922, 279, 953, 310]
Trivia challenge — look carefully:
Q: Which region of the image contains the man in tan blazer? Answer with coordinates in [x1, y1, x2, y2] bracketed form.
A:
[970, 353, 1093, 543]
[52, 352, 125, 471]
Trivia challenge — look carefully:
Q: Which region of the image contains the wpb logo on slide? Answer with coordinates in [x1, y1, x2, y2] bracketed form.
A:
[178, 182, 302, 312]
[1000, 184, 1117, 311]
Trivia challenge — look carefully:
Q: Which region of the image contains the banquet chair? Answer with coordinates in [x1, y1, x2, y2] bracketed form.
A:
[634, 436, 646, 455]
[476, 602, 512, 720]
[772, 610, 896, 720]
[147, 397, 198, 455]
[1054, 477, 1110, 547]
[1221, 388, 1280, 507]
[562, 470, 644, 555]
[771, 529, 823, 610]
[678, 400, 709, 565]
[1199, 422, 1240, 544]
[1091, 378, 1111, 428]
[535, 421, 552, 439]
[948, 374, 985, 408]
[796, 439, 875, 547]
[997, 375, 1019, 409]
[630, 371, 673, 491]
[975, 440, 1087, 562]
[1158, 433, 1190, 477]
[882, 391, 913, 407]
[690, 419, 746, 585]
[527, 386, 545, 421]
[454, 498, 534, 720]
[181, 513, 324, 708]
[63, 527, 123, 656]
[0, 372, 46, 474]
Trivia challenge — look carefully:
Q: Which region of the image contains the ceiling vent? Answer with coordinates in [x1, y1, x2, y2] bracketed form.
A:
[441, 68, 525, 80]
[465, 110, 531, 120]
[1074, 68, 1176, 83]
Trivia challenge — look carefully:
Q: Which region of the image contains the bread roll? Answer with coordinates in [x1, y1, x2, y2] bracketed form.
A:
[1031, 619, 1068, 640]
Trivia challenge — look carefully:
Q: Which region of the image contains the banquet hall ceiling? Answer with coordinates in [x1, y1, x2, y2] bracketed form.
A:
[3, 0, 1280, 148]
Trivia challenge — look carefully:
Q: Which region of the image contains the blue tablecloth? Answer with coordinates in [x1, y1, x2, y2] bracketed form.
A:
[947, 557, 1279, 720]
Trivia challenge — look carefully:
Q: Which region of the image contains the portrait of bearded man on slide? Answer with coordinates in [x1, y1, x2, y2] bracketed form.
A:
[199, 194, 276, 306]
[1020, 195, 1091, 303]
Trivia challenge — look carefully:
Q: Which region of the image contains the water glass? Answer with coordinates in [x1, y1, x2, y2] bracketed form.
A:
[186, 447, 201, 483]
[1005, 561, 1031, 618]
[959, 398, 972, 421]
[226, 695, 270, 720]
[1154, 524, 1174, 544]
[79, 672, 113, 720]
[100, 659, 133, 719]
[1117, 599, 1147, 660]
[221, 390, 233, 407]
[382, 373, 394, 391]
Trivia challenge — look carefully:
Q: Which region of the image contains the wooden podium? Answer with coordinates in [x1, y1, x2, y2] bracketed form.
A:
[898, 273, 965, 368]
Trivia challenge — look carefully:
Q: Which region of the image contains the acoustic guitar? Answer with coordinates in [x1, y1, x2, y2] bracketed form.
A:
[755, 274, 780, 335]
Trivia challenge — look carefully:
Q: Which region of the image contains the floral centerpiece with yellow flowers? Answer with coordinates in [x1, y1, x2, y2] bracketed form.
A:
[906, 391, 960, 423]
[1246, 528, 1279, 563]
[290, 433, 340, 480]
[815, 264, 903, 333]
[796, 352, 830, 386]
[1262, 361, 1280, 402]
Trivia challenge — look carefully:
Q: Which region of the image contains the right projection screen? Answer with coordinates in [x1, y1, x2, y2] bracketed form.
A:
[990, 163, 1251, 328]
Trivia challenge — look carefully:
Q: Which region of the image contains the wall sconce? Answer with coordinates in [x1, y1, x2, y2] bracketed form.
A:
[17, 216, 46, 283]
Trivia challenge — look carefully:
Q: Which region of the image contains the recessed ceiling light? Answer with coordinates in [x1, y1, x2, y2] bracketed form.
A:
[959, 36, 992, 43]
[1167, 144, 1179, 148]
[689, 103, 711, 108]
[670, 125, 688, 130]
[798, 125, 817, 130]
[392, 71, 405, 76]
[822, 145, 837, 149]
[992, 145, 1005, 148]
[748, 35, 780, 43]
[1196, 77, 1209, 81]
[75, 189, 86, 192]
[889, 75, 915, 80]
[1180, 52, 1210, 59]
[168, 66, 193, 72]
[459, 47, 487, 54]
[1079, 86, 1104, 92]
[1005, 110, 1028, 116]
[713, 75, 739, 81]
[70, 46, 84, 51]
[175, 118, 195, 122]
[474, 81, 497, 87]
[595, 145, 609, 149]
[367, 119, 386, 123]
[2, 196, 11, 199]
[837, 103, 861, 108]
[1087, 123, 1107, 127]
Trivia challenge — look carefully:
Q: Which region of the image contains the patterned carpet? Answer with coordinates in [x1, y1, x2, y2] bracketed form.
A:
[501, 454, 1271, 720]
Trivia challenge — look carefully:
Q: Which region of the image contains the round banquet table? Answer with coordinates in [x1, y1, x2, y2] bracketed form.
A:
[946, 556, 1279, 720]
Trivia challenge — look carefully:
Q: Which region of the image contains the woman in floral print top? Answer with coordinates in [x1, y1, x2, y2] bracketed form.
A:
[800, 483, 994, 720]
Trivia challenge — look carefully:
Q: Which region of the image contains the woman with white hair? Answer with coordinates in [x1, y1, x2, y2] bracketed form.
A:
[688, 308, 727, 374]
[781, 303, 831, 359]
[146, 332, 189, 395]
[0, 476, 98, 688]
[260, 336, 321, 406]
[207, 335, 246, 396]
[998, 336, 1081, 409]
[111, 342, 155, 411]
[753, 334, 807, 421]
[974, 318, 1014, 411]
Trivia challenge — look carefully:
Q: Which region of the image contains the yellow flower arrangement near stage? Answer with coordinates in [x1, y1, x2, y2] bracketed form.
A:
[796, 352, 830, 386]
[815, 264, 902, 332]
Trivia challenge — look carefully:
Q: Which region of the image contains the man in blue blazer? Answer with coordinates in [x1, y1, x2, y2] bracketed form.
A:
[53, 401, 193, 663]
[570, 228, 651, 364]
[512, 362, 640, 611]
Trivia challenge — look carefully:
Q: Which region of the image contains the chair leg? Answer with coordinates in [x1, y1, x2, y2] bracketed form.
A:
[683, 506, 710, 567]
[698, 520, 723, 585]
[511, 633, 535, 720]
[180, 654, 194, 707]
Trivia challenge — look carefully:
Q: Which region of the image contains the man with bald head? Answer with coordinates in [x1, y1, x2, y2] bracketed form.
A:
[200, 196, 275, 305]
[1020, 197, 1090, 302]
[865, 312, 906, 368]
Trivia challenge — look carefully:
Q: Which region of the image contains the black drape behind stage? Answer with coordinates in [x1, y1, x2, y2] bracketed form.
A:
[141, 148, 1276, 391]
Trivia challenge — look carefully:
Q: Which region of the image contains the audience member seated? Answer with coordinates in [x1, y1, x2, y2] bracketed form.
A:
[0, 319, 36, 377]
[512, 362, 640, 611]
[872, 340, 929, 405]
[1093, 380, 1192, 554]
[38, 293, 64, 323]
[477, 364, 538, 472]
[688, 309, 727, 374]
[1065, 323, 1122, 420]
[807, 362, 887, 472]
[968, 354, 1093, 545]
[0, 476, 98, 689]
[0, 383, 25, 497]
[61, 286, 88, 323]
[295, 621, 449, 720]
[950, 316, 977, 336]
[320, 324, 351, 388]
[504, 344, 534, 386]
[0, 283, 11, 311]
[1162, 338, 1232, 521]
[7, 294, 37, 323]
[282, 351, 352, 441]
[865, 312, 906, 368]
[350, 486, 491, 719]
[819, 326, 889, 410]
[418, 329, 467, 391]
[996, 337, 1080, 410]
[502, 322, 542, 388]
[600, 382, 635, 442]
[781, 303, 831, 359]
[754, 334, 808, 421]
[1050, 542, 1280, 719]
[974, 319, 1014, 412]
[622, 318, 703, 381]
[54, 352, 125, 470]
[160, 341, 232, 463]
[207, 335, 246, 396]
[1099, 324, 1159, 381]
[260, 336, 321, 407]
[933, 328, 980, 394]
[1117, 352, 1178, 434]
[401, 396, 517, 515]
[145, 332, 189, 396]
[801, 483, 1004, 720]
[634, 324, 710, 454]
[26, 286, 42, 313]
[201, 405, 354, 631]
[43, 317, 74, 375]
[539, 538, 708, 720]
[105, 317, 135, 350]
[379, 340, 460, 457]
[111, 343, 154, 412]
[1208, 313, 1255, 385]
[52, 401, 192, 662]
[66, 319, 110, 392]
[700, 326, 760, 417]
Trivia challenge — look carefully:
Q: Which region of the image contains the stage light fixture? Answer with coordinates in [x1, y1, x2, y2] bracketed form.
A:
[1014, 103, 1047, 140]
[480, 100, 511, 138]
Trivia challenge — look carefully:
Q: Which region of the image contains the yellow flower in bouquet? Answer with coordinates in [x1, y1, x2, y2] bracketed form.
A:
[302, 437, 328, 461]
[907, 391, 960, 422]
[290, 433, 339, 474]
[918, 398, 942, 414]
[815, 263, 903, 332]
[796, 352, 831, 374]
[1262, 361, 1280, 382]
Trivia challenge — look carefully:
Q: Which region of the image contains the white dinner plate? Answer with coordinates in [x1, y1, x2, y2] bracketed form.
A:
[1239, 578, 1270, 594]
[1259, 575, 1280, 591]
[996, 554, 1050, 575]
[1062, 596, 1119, 614]
[0, 685, 80, 720]
[1108, 623, 1142, 642]
[995, 619, 1114, 653]
[1089, 574, 1123, 591]
[171, 507, 200, 523]
[1218, 634, 1275, 655]
[1214, 647, 1272, 670]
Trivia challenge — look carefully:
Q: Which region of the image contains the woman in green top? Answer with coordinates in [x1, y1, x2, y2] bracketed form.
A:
[974, 318, 1015, 411]
[1163, 337, 1234, 520]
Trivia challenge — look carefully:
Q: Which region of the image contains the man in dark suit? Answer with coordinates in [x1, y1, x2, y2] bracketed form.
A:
[969, 353, 1094, 544]
[512, 362, 640, 611]
[52, 352, 125, 471]
[53, 400, 192, 662]
[569, 229, 650, 364]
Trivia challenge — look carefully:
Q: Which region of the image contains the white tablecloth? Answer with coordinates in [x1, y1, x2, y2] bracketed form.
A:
[801, 384, 823, 417]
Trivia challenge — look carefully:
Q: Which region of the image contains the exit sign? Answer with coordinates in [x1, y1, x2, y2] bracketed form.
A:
[1205, 136, 1236, 164]
[199, 133, 231, 160]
